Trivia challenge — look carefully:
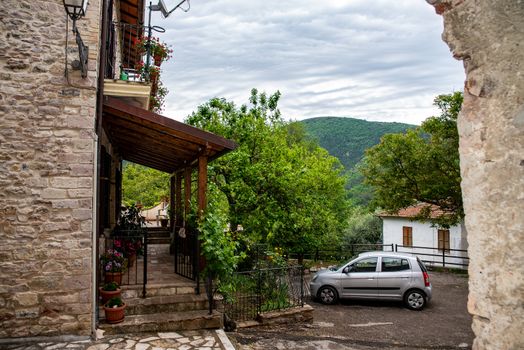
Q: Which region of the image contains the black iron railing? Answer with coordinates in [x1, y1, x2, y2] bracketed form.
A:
[224, 265, 305, 322]
[105, 21, 153, 81]
[394, 244, 469, 268]
[173, 226, 199, 285]
[101, 230, 148, 297]
[288, 244, 395, 263]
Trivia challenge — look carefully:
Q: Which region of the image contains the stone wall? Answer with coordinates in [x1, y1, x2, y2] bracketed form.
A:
[428, 1, 524, 349]
[0, 0, 101, 338]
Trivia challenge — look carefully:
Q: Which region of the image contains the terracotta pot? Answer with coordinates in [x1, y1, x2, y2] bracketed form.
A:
[104, 271, 123, 285]
[104, 302, 126, 324]
[99, 287, 121, 304]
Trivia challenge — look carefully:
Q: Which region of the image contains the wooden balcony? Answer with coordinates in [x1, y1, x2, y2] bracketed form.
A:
[103, 78, 151, 110]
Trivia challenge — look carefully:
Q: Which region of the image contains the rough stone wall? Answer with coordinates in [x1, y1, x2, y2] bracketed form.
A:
[0, 0, 101, 338]
[428, 1, 524, 349]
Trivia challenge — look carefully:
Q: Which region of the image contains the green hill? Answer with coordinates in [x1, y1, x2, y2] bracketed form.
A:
[300, 117, 415, 171]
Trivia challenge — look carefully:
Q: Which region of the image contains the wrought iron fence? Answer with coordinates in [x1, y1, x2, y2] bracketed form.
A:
[173, 226, 199, 284]
[288, 244, 395, 263]
[100, 230, 148, 297]
[394, 244, 469, 268]
[224, 265, 305, 322]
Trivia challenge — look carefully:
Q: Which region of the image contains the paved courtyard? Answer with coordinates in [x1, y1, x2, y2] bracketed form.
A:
[229, 271, 474, 349]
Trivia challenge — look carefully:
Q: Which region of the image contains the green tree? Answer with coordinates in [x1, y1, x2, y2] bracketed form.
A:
[360, 92, 463, 227]
[121, 162, 170, 208]
[342, 208, 383, 247]
[186, 89, 349, 258]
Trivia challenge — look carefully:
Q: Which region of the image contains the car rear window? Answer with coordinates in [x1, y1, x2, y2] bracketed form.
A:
[417, 257, 428, 272]
[381, 257, 410, 271]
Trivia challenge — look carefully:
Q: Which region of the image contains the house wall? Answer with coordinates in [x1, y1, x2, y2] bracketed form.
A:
[428, 0, 524, 348]
[382, 217, 468, 268]
[0, 0, 102, 338]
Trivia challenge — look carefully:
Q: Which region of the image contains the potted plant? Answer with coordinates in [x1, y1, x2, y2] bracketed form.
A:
[133, 36, 173, 66]
[100, 249, 127, 284]
[99, 281, 121, 304]
[104, 296, 126, 324]
[113, 204, 146, 267]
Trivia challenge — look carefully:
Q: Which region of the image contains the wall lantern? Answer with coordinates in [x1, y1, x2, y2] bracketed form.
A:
[63, 0, 89, 78]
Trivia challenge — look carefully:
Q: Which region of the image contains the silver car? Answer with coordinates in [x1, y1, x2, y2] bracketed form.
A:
[309, 251, 432, 310]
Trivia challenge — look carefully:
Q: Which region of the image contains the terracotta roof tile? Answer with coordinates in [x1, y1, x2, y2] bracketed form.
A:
[378, 203, 446, 219]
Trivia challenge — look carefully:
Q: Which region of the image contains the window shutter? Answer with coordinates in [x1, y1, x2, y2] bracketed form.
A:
[403, 226, 412, 246]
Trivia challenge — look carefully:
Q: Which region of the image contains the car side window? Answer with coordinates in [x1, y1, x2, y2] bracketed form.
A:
[381, 257, 411, 272]
[349, 257, 378, 272]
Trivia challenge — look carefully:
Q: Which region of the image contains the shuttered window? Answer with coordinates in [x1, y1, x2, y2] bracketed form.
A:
[438, 229, 450, 252]
[403, 226, 413, 246]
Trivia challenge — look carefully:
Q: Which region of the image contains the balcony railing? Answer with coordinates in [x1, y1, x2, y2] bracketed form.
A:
[105, 21, 152, 82]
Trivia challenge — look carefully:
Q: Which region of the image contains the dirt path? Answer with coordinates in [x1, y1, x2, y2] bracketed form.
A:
[228, 271, 474, 349]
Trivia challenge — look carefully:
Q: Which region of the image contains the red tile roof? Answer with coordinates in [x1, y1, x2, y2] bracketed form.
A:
[378, 203, 446, 219]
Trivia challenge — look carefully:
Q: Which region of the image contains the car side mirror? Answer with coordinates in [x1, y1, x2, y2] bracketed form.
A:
[343, 266, 352, 273]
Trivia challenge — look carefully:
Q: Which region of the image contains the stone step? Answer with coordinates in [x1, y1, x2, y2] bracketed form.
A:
[99, 310, 222, 335]
[121, 282, 197, 299]
[147, 236, 171, 244]
[101, 294, 210, 316]
[147, 229, 171, 238]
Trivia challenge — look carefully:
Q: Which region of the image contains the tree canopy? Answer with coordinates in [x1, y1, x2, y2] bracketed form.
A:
[186, 89, 350, 254]
[360, 92, 463, 227]
[121, 162, 170, 208]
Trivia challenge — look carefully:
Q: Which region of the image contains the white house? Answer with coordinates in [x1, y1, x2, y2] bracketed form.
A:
[379, 204, 469, 269]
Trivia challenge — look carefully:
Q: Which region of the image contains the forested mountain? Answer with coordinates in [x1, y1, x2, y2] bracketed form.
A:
[300, 117, 414, 171]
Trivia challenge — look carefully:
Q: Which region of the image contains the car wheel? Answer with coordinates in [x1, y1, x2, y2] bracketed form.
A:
[318, 286, 338, 305]
[404, 289, 426, 310]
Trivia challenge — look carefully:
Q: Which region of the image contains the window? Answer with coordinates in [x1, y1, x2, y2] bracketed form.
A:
[350, 257, 378, 273]
[438, 229, 450, 252]
[403, 226, 413, 246]
[382, 257, 411, 272]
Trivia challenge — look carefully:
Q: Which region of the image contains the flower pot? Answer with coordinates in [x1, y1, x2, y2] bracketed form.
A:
[104, 271, 123, 285]
[99, 287, 122, 304]
[104, 302, 126, 324]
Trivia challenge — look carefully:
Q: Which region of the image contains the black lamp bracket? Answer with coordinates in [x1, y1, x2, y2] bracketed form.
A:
[72, 20, 89, 78]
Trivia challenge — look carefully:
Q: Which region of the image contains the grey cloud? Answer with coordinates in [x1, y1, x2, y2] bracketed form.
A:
[152, 0, 464, 124]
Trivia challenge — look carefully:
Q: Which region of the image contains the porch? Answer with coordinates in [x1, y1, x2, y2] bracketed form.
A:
[97, 97, 237, 331]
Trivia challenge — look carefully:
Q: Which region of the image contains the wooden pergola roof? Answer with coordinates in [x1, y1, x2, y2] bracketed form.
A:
[102, 97, 237, 173]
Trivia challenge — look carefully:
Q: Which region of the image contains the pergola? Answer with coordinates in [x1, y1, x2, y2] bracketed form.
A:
[102, 96, 237, 229]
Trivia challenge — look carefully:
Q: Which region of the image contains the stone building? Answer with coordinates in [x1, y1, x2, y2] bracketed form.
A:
[1, 0, 523, 349]
[0, 0, 236, 340]
[428, 1, 524, 349]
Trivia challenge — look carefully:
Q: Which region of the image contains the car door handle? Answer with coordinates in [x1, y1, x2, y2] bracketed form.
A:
[367, 278, 374, 280]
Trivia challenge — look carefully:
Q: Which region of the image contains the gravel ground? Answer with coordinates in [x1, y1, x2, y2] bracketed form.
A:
[228, 271, 474, 350]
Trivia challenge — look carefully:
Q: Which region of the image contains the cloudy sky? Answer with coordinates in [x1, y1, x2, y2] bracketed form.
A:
[151, 0, 465, 125]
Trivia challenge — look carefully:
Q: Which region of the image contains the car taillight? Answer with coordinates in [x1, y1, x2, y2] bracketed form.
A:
[423, 271, 430, 287]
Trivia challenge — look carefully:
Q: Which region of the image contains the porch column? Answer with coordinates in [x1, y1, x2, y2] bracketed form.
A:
[170, 174, 175, 230]
[175, 171, 183, 228]
[197, 155, 208, 216]
[184, 167, 192, 223]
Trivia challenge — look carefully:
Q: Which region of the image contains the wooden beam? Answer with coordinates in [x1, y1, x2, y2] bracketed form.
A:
[197, 155, 208, 216]
[170, 174, 175, 231]
[175, 171, 183, 228]
[184, 167, 192, 222]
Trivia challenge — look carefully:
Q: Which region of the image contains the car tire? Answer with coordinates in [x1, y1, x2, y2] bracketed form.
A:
[404, 289, 426, 310]
[318, 286, 338, 305]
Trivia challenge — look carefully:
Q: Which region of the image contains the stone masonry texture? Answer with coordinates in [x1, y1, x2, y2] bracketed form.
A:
[428, 0, 524, 349]
[0, 0, 101, 338]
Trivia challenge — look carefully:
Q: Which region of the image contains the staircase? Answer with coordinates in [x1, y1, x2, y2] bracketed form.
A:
[146, 227, 171, 245]
[98, 240, 222, 335]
